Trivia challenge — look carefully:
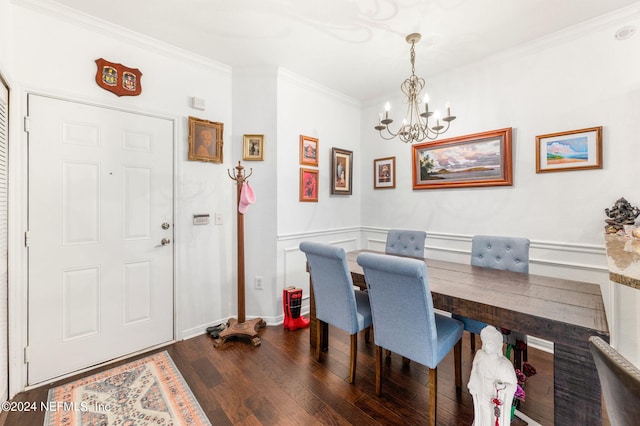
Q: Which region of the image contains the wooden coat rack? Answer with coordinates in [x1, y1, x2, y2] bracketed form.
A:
[214, 162, 265, 347]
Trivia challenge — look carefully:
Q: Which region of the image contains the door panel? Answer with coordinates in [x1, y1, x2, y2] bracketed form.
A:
[27, 94, 174, 384]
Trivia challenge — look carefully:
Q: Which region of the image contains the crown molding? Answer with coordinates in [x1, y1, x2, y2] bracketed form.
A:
[12, 0, 231, 73]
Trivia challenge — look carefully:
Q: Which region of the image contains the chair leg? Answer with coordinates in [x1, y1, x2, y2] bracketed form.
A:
[375, 345, 383, 395]
[315, 320, 324, 362]
[348, 333, 358, 384]
[364, 325, 371, 343]
[428, 367, 437, 426]
[470, 332, 476, 352]
[454, 339, 462, 392]
[514, 346, 523, 371]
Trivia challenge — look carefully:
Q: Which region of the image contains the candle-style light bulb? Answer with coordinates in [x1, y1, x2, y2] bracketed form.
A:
[446, 100, 451, 117]
[423, 93, 430, 112]
[384, 102, 391, 119]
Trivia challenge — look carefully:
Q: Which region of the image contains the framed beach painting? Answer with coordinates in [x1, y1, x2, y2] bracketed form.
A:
[535, 126, 602, 173]
[412, 128, 513, 190]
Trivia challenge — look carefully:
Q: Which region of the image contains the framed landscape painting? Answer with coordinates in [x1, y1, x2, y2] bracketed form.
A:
[412, 128, 513, 190]
[535, 126, 602, 173]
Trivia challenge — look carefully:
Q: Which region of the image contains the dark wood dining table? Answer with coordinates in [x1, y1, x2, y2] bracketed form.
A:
[307, 250, 610, 425]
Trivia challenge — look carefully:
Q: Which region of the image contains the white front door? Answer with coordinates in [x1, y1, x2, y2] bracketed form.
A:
[26, 94, 174, 385]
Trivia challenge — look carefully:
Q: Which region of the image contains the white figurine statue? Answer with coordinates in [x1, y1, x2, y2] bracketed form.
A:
[468, 325, 518, 426]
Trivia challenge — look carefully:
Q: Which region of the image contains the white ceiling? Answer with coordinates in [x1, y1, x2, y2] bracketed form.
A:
[47, 0, 640, 101]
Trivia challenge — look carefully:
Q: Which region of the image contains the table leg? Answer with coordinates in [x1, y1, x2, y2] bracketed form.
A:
[554, 342, 602, 425]
[308, 275, 327, 350]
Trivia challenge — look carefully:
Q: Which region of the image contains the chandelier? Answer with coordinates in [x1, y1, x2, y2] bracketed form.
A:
[374, 33, 456, 143]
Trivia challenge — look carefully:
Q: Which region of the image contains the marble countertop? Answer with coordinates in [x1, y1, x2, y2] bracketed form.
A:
[604, 234, 640, 290]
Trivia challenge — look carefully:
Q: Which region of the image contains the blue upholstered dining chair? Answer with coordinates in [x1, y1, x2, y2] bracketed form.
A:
[357, 252, 463, 426]
[453, 235, 530, 363]
[299, 241, 373, 384]
[385, 229, 427, 259]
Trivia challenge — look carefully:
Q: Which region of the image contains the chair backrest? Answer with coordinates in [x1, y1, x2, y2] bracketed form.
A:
[589, 336, 640, 426]
[470, 235, 530, 273]
[299, 241, 361, 334]
[357, 252, 440, 368]
[385, 229, 427, 259]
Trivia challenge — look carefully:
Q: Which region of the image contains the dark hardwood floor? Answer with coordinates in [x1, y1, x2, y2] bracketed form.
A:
[2, 325, 556, 425]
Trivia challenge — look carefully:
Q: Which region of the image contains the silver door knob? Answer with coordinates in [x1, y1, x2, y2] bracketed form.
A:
[161, 222, 170, 230]
[161, 238, 171, 246]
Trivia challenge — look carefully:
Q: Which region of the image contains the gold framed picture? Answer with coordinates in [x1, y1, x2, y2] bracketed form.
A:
[188, 116, 223, 163]
[243, 134, 264, 161]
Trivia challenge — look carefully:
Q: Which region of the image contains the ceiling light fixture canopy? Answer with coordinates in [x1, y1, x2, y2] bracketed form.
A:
[375, 33, 456, 143]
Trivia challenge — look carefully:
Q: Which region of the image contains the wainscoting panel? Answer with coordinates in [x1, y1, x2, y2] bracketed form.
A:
[278, 228, 361, 322]
[277, 227, 609, 354]
[361, 227, 610, 354]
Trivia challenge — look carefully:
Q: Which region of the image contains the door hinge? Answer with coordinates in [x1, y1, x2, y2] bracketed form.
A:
[24, 116, 30, 133]
[24, 346, 29, 363]
[24, 231, 29, 247]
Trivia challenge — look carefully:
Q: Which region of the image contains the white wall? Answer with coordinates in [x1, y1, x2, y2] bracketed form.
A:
[232, 66, 279, 322]
[360, 9, 640, 349]
[276, 70, 362, 313]
[361, 13, 640, 245]
[7, 1, 237, 393]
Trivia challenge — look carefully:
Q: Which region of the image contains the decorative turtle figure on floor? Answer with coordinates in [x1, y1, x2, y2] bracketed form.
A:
[605, 197, 640, 233]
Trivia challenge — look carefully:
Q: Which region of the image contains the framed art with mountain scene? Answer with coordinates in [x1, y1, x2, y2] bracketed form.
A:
[412, 128, 513, 190]
[535, 126, 602, 173]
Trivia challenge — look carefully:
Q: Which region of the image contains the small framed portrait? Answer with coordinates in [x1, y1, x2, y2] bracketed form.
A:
[331, 147, 353, 195]
[299, 168, 319, 202]
[300, 135, 319, 166]
[374, 157, 396, 189]
[188, 116, 223, 163]
[535, 126, 602, 173]
[243, 134, 264, 161]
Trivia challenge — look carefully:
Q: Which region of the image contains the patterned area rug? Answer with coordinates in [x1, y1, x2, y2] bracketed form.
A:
[44, 351, 211, 426]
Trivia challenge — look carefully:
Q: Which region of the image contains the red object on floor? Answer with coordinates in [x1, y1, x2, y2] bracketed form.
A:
[283, 286, 310, 331]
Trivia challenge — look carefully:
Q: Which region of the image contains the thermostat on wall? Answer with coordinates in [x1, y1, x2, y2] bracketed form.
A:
[193, 214, 210, 225]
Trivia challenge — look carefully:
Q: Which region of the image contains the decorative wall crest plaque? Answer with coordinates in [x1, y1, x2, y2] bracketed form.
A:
[95, 58, 142, 96]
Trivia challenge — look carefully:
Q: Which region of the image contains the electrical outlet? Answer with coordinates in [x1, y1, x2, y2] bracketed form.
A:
[214, 213, 223, 225]
[255, 276, 263, 290]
